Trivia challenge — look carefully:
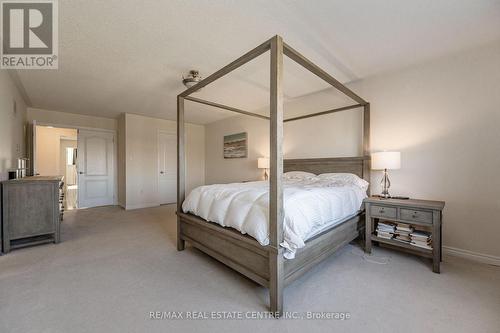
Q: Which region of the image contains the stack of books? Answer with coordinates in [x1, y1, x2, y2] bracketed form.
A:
[410, 230, 432, 249]
[394, 223, 414, 243]
[376, 221, 396, 239]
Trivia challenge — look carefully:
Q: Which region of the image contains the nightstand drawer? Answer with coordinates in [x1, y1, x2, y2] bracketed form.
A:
[400, 208, 432, 224]
[370, 205, 397, 219]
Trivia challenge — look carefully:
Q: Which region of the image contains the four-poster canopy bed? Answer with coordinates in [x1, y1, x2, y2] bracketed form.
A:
[176, 35, 370, 316]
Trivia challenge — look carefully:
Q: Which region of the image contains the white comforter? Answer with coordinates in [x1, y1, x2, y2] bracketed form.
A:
[182, 178, 367, 259]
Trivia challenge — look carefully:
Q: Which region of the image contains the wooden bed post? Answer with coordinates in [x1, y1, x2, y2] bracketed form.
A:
[363, 103, 370, 156]
[269, 35, 284, 316]
[177, 96, 186, 251]
[362, 103, 371, 193]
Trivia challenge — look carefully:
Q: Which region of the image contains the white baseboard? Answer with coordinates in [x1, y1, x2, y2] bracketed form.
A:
[443, 246, 500, 266]
[125, 202, 159, 210]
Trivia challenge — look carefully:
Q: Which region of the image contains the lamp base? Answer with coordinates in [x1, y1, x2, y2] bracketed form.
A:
[380, 169, 391, 199]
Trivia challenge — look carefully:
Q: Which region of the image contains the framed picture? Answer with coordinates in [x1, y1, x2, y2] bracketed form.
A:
[223, 132, 248, 158]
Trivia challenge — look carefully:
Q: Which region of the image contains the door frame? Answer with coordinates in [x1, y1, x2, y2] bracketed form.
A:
[157, 129, 177, 205]
[27, 120, 37, 176]
[34, 121, 118, 207]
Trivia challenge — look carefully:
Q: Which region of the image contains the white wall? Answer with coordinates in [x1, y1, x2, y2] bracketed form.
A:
[0, 71, 27, 180]
[27, 108, 117, 130]
[204, 42, 500, 259]
[205, 102, 362, 184]
[205, 116, 268, 184]
[352, 42, 500, 260]
[122, 113, 205, 210]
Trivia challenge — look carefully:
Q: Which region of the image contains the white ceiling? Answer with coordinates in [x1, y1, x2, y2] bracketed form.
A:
[17, 0, 500, 124]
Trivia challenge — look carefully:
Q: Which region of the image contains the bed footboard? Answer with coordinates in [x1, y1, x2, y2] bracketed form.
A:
[176, 211, 364, 313]
[177, 212, 270, 287]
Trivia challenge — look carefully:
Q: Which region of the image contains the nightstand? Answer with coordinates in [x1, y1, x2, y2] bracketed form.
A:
[364, 197, 445, 273]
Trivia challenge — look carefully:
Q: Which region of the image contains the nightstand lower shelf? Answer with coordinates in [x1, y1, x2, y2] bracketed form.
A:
[371, 235, 433, 258]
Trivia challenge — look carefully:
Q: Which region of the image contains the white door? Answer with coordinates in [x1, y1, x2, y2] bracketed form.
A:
[77, 130, 115, 208]
[158, 131, 177, 204]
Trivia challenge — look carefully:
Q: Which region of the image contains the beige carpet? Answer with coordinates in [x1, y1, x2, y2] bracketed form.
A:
[1, 205, 499, 333]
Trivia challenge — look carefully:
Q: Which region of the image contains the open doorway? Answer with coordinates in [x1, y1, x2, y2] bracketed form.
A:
[36, 126, 78, 210]
[60, 138, 78, 210]
[34, 125, 116, 209]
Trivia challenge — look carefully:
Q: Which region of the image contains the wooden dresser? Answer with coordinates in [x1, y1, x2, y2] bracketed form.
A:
[1, 176, 63, 253]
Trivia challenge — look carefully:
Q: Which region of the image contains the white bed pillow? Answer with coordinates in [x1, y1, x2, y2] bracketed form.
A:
[283, 171, 316, 180]
[317, 173, 369, 190]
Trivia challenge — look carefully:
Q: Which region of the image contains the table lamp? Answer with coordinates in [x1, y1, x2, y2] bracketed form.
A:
[371, 151, 401, 198]
[258, 157, 270, 180]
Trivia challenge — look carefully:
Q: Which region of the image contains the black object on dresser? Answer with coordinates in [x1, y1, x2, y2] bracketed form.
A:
[1, 176, 63, 253]
[364, 197, 445, 273]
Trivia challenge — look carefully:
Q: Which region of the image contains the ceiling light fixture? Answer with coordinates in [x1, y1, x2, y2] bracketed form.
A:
[182, 70, 202, 89]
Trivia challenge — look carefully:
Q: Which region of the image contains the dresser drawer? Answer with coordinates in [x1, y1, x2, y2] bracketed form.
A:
[370, 205, 397, 219]
[400, 208, 433, 224]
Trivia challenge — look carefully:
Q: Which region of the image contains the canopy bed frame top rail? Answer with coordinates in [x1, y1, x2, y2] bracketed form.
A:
[177, 35, 370, 317]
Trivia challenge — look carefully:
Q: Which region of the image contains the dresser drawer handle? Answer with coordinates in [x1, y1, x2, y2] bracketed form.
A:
[379, 209, 385, 214]
[412, 214, 417, 218]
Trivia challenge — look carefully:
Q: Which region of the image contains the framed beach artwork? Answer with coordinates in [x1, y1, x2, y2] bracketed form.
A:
[223, 132, 248, 158]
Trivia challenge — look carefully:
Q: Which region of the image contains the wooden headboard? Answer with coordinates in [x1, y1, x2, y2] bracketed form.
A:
[284, 157, 371, 184]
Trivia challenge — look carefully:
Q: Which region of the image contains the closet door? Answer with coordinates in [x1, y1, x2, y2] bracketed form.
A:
[158, 130, 177, 204]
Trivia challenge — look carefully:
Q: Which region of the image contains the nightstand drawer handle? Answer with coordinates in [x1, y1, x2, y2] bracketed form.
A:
[412, 212, 418, 218]
[379, 209, 385, 213]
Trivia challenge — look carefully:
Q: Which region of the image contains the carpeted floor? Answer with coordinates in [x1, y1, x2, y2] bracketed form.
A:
[1, 205, 499, 333]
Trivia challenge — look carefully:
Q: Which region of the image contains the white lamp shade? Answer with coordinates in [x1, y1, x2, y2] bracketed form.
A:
[371, 151, 401, 170]
[258, 157, 270, 169]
